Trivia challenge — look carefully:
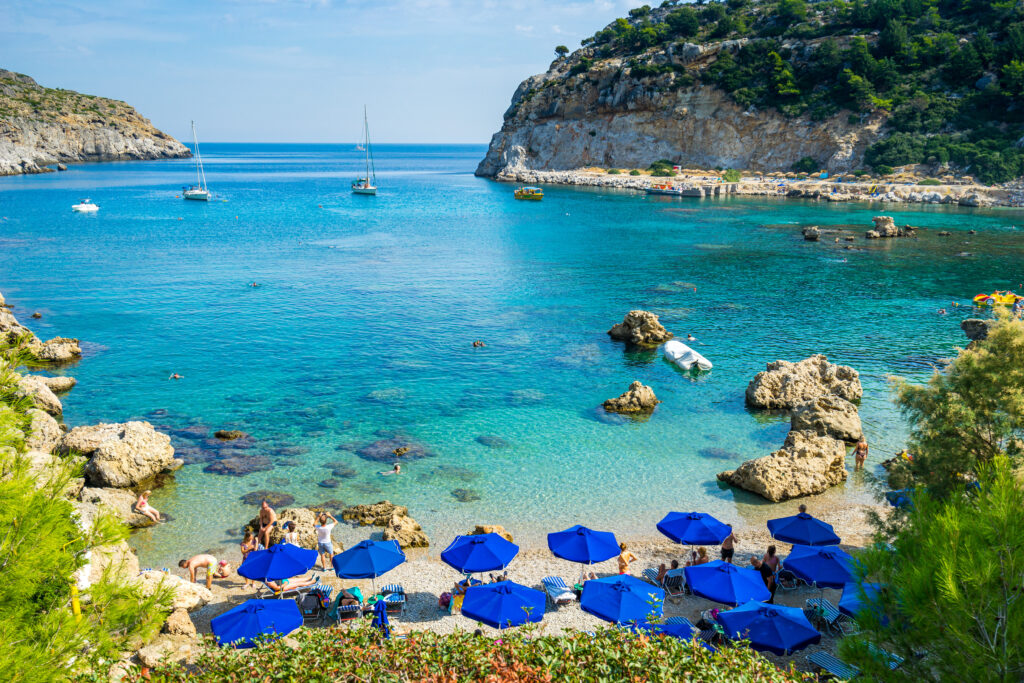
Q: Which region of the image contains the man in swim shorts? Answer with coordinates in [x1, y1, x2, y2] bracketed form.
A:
[179, 554, 219, 583]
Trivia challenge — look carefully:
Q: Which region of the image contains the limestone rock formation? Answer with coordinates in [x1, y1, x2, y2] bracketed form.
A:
[717, 430, 848, 501]
[135, 570, 212, 612]
[16, 375, 62, 415]
[608, 310, 673, 347]
[383, 511, 429, 548]
[61, 421, 181, 488]
[342, 500, 408, 526]
[468, 524, 514, 542]
[0, 69, 189, 176]
[161, 608, 197, 637]
[802, 226, 821, 241]
[790, 395, 863, 442]
[961, 318, 997, 342]
[136, 635, 196, 668]
[37, 337, 81, 362]
[602, 381, 659, 414]
[78, 487, 155, 528]
[26, 408, 61, 452]
[746, 355, 862, 409]
[35, 375, 76, 393]
[214, 429, 247, 440]
[83, 540, 139, 586]
[865, 215, 914, 239]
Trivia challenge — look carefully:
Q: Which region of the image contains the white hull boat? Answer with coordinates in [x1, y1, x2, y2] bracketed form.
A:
[663, 340, 712, 371]
[72, 199, 98, 212]
[183, 121, 211, 200]
[352, 106, 378, 195]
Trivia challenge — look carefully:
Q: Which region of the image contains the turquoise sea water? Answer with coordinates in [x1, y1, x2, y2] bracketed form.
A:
[1, 144, 1021, 566]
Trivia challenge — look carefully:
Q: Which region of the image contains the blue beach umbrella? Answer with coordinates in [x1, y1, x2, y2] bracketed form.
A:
[657, 512, 731, 546]
[767, 513, 841, 546]
[684, 560, 771, 606]
[441, 533, 519, 574]
[885, 489, 914, 509]
[783, 545, 855, 589]
[333, 539, 405, 592]
[210, 599, 302, 648]
[580, 574, 664, 625]
[237, 543, 318, 582]
[548, 525, 619, 564]
[839, 581, 883, 618]
[632, 620, 715, 651]
[460, 580, 546, 630]
[716, 600, 821, 655]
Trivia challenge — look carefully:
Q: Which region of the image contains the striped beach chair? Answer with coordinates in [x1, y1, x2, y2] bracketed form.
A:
[806, 651, 860, 680]
[541, 576, 576, 607]
[382, 584, 406, 616]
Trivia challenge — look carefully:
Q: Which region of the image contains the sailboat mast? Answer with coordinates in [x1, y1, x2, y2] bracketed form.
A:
[363, 106, 370, 183]
[192, 121, 207, 191]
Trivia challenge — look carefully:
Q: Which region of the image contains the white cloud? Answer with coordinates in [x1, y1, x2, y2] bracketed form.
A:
[514, 24, 534, 33]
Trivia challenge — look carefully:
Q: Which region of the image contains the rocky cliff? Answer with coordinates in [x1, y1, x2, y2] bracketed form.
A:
[0, 69, 189, 175]
[477, 40, 884, 178]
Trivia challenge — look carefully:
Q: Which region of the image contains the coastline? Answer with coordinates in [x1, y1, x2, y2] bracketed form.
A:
[495, 167, 1024, 208]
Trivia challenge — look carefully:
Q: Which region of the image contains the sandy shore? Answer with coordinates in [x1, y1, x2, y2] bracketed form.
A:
[185, 502, 884, 673]
[497, 167, 1024, 208]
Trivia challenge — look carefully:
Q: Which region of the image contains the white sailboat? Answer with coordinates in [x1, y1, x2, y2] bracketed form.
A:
[182, 121, 211, 201]
[351, 107, 377, 195]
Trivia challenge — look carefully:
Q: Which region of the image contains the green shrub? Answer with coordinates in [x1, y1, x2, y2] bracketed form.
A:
[875, 165, 894, 175]
[629, 169, 642, 175]
[132, 621, 814, 682]
[652, 168, 675, 177]
[791, 156, 819, 174]
[607, 168, 621, 174]
[722, 168, 742, 182]
[568, 56, 593, 76]
[917, 178, 942, 185]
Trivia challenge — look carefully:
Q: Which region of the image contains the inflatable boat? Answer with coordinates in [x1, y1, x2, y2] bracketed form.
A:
[663, 340, 712, 371]
[973, 291, 1021, 306]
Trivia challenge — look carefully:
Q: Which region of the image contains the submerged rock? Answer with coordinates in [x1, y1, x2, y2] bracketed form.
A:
[746, 354, 862, 409]
[698, 446, 739, 460]
[507, 389, 546, 405]
[330, 466, 357, 479]
[311, 499, 347, 515]
[602, 380, 659, 414]
[318, 478, 339, 489]
[61, 421, 181, 488]
[717, 430, 847, 502]
[802, 226, 821, 241]
[203, 454, 272, 477]
[790, 395, 863, 442]
[214, 429, 247, 441]
[608, 310, 673, 347]
[451, 488, 481, 503]
[239, 490, 294, 507]
[356, 437, 434, 463]
[476, 435, 511, 449]
[961, 318, 997, 342]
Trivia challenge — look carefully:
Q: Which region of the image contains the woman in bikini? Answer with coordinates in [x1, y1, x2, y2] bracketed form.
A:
[135, 490, 161, 523]
[854, 438, 869, 470]
[617, 542, 638, 575]
[239, 531, 258, 587]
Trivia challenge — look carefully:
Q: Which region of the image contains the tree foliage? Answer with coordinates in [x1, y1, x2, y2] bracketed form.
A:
[889, 315, 1024, 498]
[840, 456, 1024, 681]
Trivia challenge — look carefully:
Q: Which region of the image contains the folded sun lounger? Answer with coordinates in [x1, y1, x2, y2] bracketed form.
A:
[542, 576, 577, 607]
[806, 651, 860, 680]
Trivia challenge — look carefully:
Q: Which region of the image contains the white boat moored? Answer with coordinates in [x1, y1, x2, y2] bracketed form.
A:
[663, 339, 712, 371]
[72, 199, 99, 212]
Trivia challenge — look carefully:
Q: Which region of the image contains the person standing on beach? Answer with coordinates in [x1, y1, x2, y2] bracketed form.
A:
[798, 504, 807, 515]
[315, 512, 338, 570]
[617, 542, 638, 575]
[239, 531, 257, 587]
[750, 557, 776, 603]
[257, 500, 277, 548]
[721, 526, 737, 563]
[854, 438, 869, 470]
[179, 554, 218, 583]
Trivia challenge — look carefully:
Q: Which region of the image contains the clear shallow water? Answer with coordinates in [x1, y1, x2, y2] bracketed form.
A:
[1, 144, 1021, 566]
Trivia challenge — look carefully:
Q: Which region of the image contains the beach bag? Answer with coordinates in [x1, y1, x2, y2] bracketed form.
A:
[438, 592, 452, 609]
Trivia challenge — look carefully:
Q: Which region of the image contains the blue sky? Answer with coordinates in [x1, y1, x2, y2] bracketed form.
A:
[1, 0, 648, 143]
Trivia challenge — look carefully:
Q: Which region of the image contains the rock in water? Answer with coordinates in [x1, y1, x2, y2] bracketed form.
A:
[717, 430, 848, 502]
[802, 226, 821, 241]
[355, 437, 434, 463]
[790, 395, 863, 442]
[872, 216, 898, 237]
[16, 375, 63, 415]
[607, 310, 673, 347]
[382, 511, 429, 548]
[602, 381, 659, 414]
[961, 318, 997, 342]
[37, 337, 81, 362]
[239, 490, 294, 507]
[476, 435, 511, 449]
[78, 487, 156, 528]
[342, 500, 408, 526]
[35, 375, 76, 393]
[745, 355, 862, 409]
[62, 421, 182, 488]
[214, 429, 247, 440]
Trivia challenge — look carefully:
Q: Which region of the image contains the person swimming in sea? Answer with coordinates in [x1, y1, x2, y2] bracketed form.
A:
[472, 340, 485, 348]
[381, 464, 402, 476]
[687, 333, 696, 342]
[169, 373, 183, 380]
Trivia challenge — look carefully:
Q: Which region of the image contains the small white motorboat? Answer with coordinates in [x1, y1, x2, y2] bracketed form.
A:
[663, 339, 712, 371]
[72, 198, 99, 212]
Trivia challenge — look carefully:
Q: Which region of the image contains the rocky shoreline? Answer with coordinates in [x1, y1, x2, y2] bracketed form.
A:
[494, 167, 1023, 208]
[0, 69, 189, 176]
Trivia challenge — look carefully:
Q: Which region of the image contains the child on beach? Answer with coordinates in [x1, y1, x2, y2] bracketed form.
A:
[283, 521, 299, 545]
[239, 531, 257, 587]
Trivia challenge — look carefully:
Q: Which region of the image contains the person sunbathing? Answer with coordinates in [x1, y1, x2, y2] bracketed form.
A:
[265, 575, 317, 593]
[135, 490, 162, 523]
[656, 559, 680, 583]
[686, 547, 710, 566]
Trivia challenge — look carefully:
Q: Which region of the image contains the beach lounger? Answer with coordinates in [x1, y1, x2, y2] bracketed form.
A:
[298, 586, 333, 624]
[806, 652, 860, 680]
[776, 569, 802, 591]
[542, 576, 577, 607]
[382, 584, 407, 616]
[663, 569, 686, 598]
[806, 598, 853, 636]
[256, 578, 322, 600]
[641, 568, 660, 585]
[334, 604, 362, 623]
